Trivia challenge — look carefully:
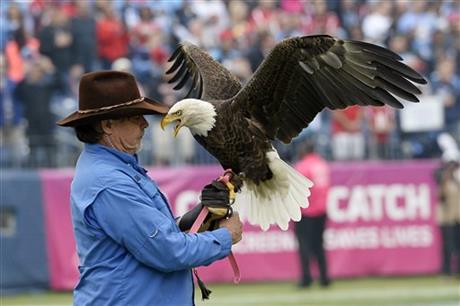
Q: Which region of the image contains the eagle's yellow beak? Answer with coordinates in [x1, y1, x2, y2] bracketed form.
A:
[161, 114, 182, 137]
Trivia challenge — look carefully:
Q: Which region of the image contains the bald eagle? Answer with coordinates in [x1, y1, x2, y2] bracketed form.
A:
[160, 35, 426, 231]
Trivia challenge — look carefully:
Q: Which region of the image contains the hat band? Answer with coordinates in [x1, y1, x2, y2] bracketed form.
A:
[78, 97, 145, 114]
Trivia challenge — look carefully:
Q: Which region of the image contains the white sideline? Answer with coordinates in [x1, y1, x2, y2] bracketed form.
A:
[199, 285, 460, 305]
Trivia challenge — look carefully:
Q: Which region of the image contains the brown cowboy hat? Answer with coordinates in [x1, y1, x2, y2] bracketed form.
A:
[57, 70, 169, 127]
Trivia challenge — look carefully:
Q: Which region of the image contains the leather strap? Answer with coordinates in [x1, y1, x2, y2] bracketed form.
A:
[228, 251, 240, 283]
[190, 206, 209, 233]
[189, 205, 241, 286]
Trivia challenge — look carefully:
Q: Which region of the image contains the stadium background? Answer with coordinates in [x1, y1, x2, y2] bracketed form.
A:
[1, 0, 459, 305]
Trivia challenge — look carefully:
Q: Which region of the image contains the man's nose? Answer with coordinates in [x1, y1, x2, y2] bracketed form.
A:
[141, 116, 149, 129]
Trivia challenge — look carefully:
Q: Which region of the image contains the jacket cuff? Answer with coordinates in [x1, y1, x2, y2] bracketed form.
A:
[210, 227, 232, 257]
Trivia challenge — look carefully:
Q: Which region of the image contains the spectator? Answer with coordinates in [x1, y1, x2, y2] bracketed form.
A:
[151, 93, 196, 165]
[366, 106, 396, 160]
[430, 57, 460, 142]
[71, 1, 97, 73]
[397, 0, 441, 63]
[444, 9, 460, 73]
[152, 68, 196, 165]
[4, 4, 24, 46]
[211, 30, 242, 62]
[302, 0, 342, 36]
[0, 54, 27, 167]
[173, 17, 206, 47]
[227, 0, 253, 45]
[1, 7, 34, 166]
[294, 138, 331, 288]
[189, 0, 229, 34]
[15, 56, 56, 167]
[96, 4, 128, 69]
[54, 64, 83, 168]
[4, 5, 39, 102]
[361, 0, 393, 45]
[330, 106, 365, 161]
[280, 0, 304, 15]
[245, 30, 275, 72]
[130, 7, 161, 48]
[434, 133, 460, 277]
[388, 34, 416, 63]
[347, 24, 364, 40]
[338, 0, 363, 35]
[275, 10, 303, 40]
[129, 6, 168, 97]
[190, 0, 229, 42]
[249, 0, 280, 35]
[38, 6, 74, 94]
[223, 56, 252, 84]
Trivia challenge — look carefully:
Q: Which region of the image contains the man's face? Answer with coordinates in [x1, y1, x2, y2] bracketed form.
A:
[103, 115, 149, 154]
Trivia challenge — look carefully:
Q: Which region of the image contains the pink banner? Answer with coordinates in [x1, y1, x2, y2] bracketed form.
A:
[324, 160, 441, 277]
[40, 169, 79, 290]
[40, 160, 441, 289]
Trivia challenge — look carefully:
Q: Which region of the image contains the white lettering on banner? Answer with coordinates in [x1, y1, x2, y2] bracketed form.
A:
[367, 185, 385, 220]
[324, 227, 379, 250]
[405, 185, 430, 220]
[386, 184, 406, 221]
[324, 225, 433, 250]
[328, 186, 349, 222]
[380, 225, 432, 248]
[348, 186, 371, 221]
[232, 231, 298, 254]
[327, 184, 431, 222]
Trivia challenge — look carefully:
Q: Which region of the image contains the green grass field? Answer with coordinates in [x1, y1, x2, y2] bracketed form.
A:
[1, 276, 459, 306]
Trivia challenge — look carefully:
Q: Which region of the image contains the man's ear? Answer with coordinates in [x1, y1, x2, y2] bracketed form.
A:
[100, 119, 113, 135]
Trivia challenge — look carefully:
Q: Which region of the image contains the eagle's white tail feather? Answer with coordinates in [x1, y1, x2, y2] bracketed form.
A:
[274, 193, 290, 230]
[287, 161, 312, 208]
[286, 192, 301, 221]
[234, 151, 313, 231]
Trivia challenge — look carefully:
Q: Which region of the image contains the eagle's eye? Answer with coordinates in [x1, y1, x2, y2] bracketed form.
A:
[175, 110, 183, 116]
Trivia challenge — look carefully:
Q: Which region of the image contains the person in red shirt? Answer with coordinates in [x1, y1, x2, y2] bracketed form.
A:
[96, 5, 128, 69]
[330, 105, 365, 160]
[366, 106, 396, 159]
[294, 138, 331, 288]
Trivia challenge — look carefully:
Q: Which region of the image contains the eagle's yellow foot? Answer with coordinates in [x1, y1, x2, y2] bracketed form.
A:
[225, 181, 236, 203]
[219, 169, 241, 204]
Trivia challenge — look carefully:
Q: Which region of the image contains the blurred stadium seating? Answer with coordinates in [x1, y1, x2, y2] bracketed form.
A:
[0, 0, 459, 167]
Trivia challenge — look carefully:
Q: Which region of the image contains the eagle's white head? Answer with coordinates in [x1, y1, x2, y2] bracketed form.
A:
[160, 98, 217, 137]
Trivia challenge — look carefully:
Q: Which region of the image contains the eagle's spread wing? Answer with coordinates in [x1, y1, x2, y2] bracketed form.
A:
[232, 35, 427, 144]
[166, 42, 242, 101]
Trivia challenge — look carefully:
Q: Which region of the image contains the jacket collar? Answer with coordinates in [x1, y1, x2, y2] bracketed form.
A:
[85, 143, 146, 173]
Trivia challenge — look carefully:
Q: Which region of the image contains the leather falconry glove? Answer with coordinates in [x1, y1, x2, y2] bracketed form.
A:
[178, 171, 243, 232]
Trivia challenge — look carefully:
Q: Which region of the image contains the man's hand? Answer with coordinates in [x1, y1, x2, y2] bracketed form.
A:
[178, 179, 234, 232]
[200, 180, 232, 218]
[219, 212, 243, 244]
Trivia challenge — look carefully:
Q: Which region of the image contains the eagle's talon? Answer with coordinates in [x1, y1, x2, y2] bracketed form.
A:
[225, 181, 236, 202]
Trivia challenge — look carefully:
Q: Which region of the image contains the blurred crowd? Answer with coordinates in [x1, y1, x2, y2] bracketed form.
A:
[1, 0, 459, 168]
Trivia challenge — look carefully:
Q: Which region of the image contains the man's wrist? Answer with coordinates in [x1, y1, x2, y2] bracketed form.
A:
[211, 227, 232, 254]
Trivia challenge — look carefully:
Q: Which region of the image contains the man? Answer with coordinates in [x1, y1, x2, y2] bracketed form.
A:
[294, 138, 331, 288]
[57, 70, 243, 305]
[435, 133, 460, 277]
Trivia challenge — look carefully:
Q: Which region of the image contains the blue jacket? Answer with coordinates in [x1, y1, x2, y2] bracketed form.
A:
[70, 144, 232, 306]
